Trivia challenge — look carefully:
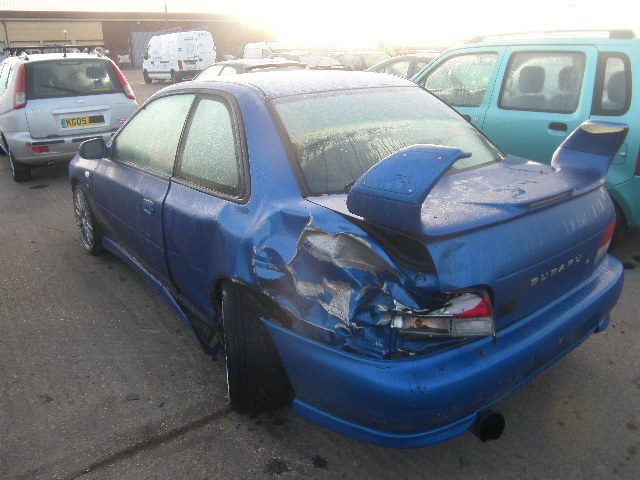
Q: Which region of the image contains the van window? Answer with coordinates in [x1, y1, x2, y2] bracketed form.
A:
[499, 51, 586, 113]
[591, 53, 631, 116]
[420, 53, 498, 107]
[26, 59, 121, 99]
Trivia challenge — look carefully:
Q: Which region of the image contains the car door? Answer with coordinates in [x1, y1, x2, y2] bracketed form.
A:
[481, 46, 598, 163]
[91, 93, 195, 283]
[414, 49, 505, 128]
[163, 93, 249, 319]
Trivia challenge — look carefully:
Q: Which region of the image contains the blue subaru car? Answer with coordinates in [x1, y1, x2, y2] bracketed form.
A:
[70, 71, 625, 448]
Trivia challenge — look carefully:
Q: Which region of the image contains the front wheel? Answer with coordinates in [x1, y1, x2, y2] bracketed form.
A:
[170, 70, 178, 84]
[222, 283, 293, 414]
[73, 185, 104, 255]
[143, 70, 151, 84]
[8, 149, 31, 182]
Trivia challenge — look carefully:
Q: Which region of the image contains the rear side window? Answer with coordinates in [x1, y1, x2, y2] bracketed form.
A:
[499, 51, 586, 113]
[383, 60, 411, 77]
[26, 59, 121, 99]
[591, 53, 631, 116]
[176, 97, 243, 197]
[420, 53, 498, 107]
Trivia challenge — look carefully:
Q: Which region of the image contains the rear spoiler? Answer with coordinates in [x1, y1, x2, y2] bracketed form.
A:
[346, 121, 628, 234]
[551, 120, 629, 179]
[346, 144, 470, 232]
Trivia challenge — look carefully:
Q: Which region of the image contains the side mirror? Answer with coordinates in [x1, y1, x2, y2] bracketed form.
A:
[79, 137, 107, 160]
[142, 53, 149, 61]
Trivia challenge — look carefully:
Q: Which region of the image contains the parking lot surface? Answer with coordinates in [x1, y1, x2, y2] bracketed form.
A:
[1, 70, 639, 479]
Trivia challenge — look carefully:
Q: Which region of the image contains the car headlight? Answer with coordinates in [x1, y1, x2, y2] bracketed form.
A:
[379, 289, 495, 338]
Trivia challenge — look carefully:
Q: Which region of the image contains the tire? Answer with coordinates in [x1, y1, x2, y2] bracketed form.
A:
[143, 70, 151, 84]
[73, 185, 104, 255]
[8, 149, 31, 182]
[222, 283, 293, 414]
[170, 70, 177, 84]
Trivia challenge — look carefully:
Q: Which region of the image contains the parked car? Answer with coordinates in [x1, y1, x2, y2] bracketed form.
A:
[0, 52, 137, 182]
[70, 70, 625, 448]
[412, 29, 639, 243]
[195, 59, 307, 79]
[142, 30, 216, 84]
[365, 53, 440, 79]
[332, 51, 391, 70]
[275, 51, 342, 68]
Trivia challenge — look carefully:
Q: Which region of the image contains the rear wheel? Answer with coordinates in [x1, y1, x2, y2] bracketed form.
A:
[143, 70, 151, 84]
[222, 283, 292, 414]
[73, 185, 104, 255]
[8, 149, 31, 182]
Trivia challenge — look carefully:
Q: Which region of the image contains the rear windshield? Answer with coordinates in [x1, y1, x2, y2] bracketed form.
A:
[26, 59, 120, 100]
[273, 86, 503, 195]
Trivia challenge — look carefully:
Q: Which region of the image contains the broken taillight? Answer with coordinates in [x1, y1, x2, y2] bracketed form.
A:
[595, 218, 616, 264]
[381, 290, 495, 337]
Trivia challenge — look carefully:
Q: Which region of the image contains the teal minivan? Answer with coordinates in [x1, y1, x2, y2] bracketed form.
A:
[413, 30, 639, 241]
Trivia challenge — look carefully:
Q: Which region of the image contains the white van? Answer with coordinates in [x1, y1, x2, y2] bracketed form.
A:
[243, 42, 286, 60]
[142, 31, 216, 83]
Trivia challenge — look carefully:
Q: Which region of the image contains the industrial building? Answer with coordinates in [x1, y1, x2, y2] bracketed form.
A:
[0, 7, 276, 65]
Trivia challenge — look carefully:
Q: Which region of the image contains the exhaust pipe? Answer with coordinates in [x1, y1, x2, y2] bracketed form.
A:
[46, 161, 56, 167]
[470, 409, 505, 443]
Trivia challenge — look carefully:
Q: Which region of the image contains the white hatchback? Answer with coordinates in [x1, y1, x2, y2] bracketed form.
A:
[0, 52, 137, 181]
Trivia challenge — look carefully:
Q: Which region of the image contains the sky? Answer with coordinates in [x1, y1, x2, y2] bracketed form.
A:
[0, 0, 637, 48]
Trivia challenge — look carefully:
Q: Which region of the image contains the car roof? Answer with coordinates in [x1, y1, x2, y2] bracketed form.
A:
[215, 58, 304, 67]
[461, 30, 638, 48]
[5, 52, 108, 63]
[191, 70, 415, 98]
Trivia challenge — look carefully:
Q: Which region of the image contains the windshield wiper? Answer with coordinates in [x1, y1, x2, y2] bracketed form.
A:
[38, 84, 83, 94]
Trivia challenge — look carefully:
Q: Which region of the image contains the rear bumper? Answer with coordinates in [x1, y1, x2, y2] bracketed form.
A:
[265, 254, 623, 448]
[5, 129, 118, 167]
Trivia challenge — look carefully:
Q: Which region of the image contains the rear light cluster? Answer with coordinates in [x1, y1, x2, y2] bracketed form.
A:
[14, 64, 27, 109]
[108, 60, 136, 100]
[595, 218, 616, 264]
[380, 290, 495, 338]
[178, 60, 184, 70]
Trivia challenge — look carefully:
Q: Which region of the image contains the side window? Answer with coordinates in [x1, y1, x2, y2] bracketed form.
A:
[176, 97, 243, 196]
[421, 53, 498, 107]
[592, 53, 631, 116]
[383, 60, 411, 78]
[112, 94, 195, 175]
[219, 66, 238, 76]
[0, 63, 9, 96]
[499, 51, 586, 113]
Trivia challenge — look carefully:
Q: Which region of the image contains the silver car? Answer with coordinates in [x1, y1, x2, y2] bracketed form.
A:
[0, 52, 137, 182]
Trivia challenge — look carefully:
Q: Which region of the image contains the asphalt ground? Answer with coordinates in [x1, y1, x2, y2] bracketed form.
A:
[1, 70, 639, 479]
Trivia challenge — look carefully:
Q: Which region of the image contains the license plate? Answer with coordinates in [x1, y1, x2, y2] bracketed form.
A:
[61, 115, 105, 129]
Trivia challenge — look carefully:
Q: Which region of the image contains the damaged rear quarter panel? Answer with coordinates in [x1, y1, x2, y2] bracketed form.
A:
[251, 206, 439, 358]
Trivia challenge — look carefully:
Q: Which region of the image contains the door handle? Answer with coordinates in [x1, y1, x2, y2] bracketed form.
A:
[549, 122, 568, 132]
[142, 198, 155, 216]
